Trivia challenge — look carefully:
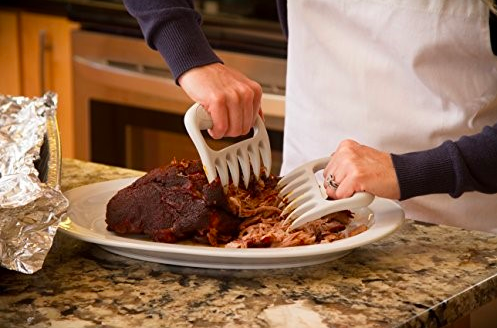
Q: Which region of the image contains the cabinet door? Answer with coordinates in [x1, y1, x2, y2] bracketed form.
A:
[20, 12, 79, 158]
[0, 10, 22, 96]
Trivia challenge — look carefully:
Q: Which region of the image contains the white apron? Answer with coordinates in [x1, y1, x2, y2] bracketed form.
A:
[283, 0, 497, 233]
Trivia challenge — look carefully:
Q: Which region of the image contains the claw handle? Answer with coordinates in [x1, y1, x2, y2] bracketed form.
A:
[184, 103, 217, 183]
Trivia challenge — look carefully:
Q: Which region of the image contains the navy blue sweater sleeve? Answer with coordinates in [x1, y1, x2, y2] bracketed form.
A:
[392, 123, 497, 200]
[122, 0, 222, 81]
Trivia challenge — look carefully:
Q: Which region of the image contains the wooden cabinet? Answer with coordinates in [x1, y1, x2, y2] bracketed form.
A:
[0, 10, 22, 95]
[0, 9, 79, 158]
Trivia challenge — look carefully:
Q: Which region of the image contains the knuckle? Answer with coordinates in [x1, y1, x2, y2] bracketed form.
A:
[211, 93, 227, 106]
[349, 167, 361, 180]
[341, 157, 356, 169]
[342, 139, 354, 146]
[251, 82, 263, 96]
[243, 87, 255, 103]
[228, 89, 241, 102]
[237, 84, 255, 100]
[339, 139, 356, 150]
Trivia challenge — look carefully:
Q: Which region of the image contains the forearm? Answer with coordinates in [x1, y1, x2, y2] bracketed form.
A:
[392, 123, 497, 200]
[123, 0, 222, 80]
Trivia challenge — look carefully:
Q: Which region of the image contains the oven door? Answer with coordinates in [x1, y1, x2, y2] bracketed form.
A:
[72, 30, 286, 173]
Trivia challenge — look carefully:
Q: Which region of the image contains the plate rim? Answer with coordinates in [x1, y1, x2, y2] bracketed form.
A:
[59, 177, 405, 260]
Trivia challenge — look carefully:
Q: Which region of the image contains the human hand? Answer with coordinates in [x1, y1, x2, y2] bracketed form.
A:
[178, 63, 263, 139]
[323, 139, 401, 200]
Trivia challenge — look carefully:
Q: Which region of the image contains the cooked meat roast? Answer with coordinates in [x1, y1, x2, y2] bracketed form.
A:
[106, 159, 367, 247]
[106, 159, 242, 246]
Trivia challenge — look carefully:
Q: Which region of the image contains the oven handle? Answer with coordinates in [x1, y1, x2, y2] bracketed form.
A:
[73, 55, 285, 120]
[73, 56, 191, 103]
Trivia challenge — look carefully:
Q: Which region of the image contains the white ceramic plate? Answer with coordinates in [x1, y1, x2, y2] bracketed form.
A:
[59, 178, 405, 269]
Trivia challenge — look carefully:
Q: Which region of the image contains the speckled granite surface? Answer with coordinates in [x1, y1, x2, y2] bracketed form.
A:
[1, 158, 497, 328]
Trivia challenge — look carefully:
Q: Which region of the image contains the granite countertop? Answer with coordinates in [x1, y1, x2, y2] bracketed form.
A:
[1, 158, 497, 328]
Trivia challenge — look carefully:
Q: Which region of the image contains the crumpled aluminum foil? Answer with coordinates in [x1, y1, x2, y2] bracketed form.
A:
[0, 92, 68, 274]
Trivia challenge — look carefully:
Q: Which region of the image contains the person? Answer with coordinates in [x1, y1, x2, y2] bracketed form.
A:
[123, 0, 497, 233]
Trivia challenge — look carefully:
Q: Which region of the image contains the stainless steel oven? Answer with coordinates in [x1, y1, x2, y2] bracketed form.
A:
[72, 29, 286, 173]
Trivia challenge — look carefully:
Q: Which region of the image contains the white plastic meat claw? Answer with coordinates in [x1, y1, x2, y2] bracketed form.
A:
[184, 103, 272, 188]
[278, 157, 374, 231]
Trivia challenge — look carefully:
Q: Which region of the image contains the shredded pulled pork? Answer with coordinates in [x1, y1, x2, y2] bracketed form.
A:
[224, 175, 368, 248]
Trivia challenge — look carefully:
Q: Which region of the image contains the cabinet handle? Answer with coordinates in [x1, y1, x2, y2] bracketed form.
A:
[38, 30, 51, 95]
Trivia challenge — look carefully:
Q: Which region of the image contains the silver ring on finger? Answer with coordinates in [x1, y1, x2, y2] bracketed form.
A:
[325, 174, 340, 190]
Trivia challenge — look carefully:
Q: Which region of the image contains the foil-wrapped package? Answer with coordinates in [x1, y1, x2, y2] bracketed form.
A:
[0, 92, 68, 274]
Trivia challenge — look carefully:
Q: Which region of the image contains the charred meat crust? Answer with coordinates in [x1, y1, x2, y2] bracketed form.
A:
[105, 159, 241, 245]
